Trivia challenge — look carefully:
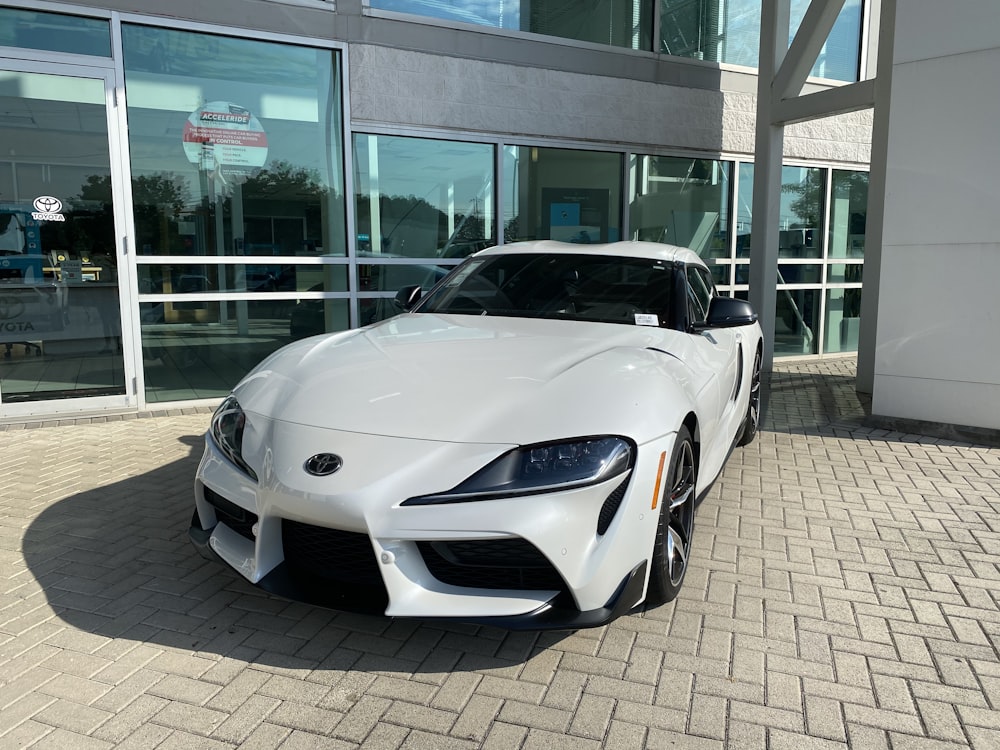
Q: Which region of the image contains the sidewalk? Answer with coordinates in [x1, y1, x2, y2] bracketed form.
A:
[1, 357, 998, 749]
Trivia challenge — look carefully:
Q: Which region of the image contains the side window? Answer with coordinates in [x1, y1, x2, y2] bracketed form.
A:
[685, 266, 712, 325]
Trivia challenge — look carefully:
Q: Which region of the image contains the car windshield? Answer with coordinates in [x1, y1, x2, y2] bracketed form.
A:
[415, 253, 676, 327]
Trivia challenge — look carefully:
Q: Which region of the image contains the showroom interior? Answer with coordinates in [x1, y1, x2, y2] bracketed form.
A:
[0, 0, 993, 433]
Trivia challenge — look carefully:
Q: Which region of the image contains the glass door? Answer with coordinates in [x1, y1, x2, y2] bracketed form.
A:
[0, 64, 133, 414]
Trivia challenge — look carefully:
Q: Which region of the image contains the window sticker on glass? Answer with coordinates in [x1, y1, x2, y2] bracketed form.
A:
[634, 313, 659, 327]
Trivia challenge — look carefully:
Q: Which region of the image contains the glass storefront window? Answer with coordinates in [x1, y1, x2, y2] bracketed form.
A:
[734, 161, 865, 356]
[503, 146, 622, 245]
[0, 8, 111, 57]
[358, 262, 453, 293]
[777, 263, 821, 284]
[371, 0, 653, 50]
[360, 297, 413, 327]
[824, 287, 862, 354]
[0, 71, 125, 404]
[660, 0, 863, 82]
[828, 263, 863, 284]
[779, 166, 824, 259]
[775, 288, 819, 356]
[123, 25, 346, 259]
[137, 264, 348, 294]
[122, 26, 347, 401]
[629, 155, 730, 256]
[140, 297, 349, 401]
[352, 134, 495, 262]
[737, 163, 824, 260]
[735, 162, 753, 258]
[829, 170, 868, 258]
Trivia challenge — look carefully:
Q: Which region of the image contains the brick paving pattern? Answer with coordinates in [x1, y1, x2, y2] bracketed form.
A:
[1, 356, 999, 748]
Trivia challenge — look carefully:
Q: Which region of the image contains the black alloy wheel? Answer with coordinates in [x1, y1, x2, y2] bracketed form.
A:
[737, 346, 762, 446]
[646, 425, 697, 605]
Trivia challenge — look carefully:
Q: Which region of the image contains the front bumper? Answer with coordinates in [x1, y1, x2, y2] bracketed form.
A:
[192, 419, 675, 629]
[189, 517, 646, 630]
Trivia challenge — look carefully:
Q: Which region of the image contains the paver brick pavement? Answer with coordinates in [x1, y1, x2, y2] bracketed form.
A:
[1, 358, 999, 747]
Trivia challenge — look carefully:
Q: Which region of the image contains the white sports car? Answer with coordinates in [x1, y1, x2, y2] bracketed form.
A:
[191, 240, 763, 629]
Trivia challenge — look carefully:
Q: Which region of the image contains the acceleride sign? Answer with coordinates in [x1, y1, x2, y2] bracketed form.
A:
[182, 102, 268, 179]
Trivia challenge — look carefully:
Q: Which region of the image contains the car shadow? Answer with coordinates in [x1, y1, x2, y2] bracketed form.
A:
[758, 367, 999, 447]
[20, 433, 580, 674]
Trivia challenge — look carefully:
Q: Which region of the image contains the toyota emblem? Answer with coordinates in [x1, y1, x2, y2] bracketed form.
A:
[305, 453, 343, 476]
[33, 196, 62, 214]
[0, 296, 25, 321]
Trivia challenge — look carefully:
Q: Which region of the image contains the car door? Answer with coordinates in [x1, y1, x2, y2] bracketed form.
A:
[683, 264, 743, 451]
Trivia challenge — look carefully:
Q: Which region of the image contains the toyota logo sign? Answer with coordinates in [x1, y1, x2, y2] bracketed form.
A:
[0, 296, 26, 321]
[304, 453, 343, 476]
[33, 196, 62, 214]
[31, 195, 66, 222]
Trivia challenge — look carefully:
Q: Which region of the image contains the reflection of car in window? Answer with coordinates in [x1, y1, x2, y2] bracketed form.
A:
[290, 256, 450, 336]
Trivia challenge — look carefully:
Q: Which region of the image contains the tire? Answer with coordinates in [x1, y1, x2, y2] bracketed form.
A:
[646, 426, 697, 606]
[737, 346, 762, 446]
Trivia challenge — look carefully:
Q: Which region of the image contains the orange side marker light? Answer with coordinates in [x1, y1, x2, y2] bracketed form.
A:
[650, 451, 667, 510]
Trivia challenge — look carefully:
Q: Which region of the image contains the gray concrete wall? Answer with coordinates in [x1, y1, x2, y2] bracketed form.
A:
[349, 44, 873, 164]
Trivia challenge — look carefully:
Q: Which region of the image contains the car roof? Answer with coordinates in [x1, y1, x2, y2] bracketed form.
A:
[475, 240, 705, 268]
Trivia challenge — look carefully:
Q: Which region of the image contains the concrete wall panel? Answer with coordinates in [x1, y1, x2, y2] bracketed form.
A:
[894, 0, 1000, 64]
[350, 45, 872, 163]
[871, 3, 1000, 430]
[881, 50, 1000, 248]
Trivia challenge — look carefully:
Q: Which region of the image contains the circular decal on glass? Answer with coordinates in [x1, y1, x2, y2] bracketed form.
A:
[182, 101, 268, 182]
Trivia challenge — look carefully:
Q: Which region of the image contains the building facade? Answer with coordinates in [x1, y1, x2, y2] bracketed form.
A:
[0, 0, 873, 419]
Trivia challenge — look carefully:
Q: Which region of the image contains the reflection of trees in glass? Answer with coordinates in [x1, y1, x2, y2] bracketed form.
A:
[843, 287, 862, 318]
[504, 216, 521, 243]
[780, 168, 823, 228]
[81, 172, 197, 256]
[241, 161, 327, 200]
[240, 160, 342, 255]
[131, 174, 190, 255]
[32, 173, 191, 266]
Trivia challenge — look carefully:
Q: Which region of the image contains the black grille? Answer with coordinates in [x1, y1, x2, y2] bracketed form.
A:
[417, 538, 567, 591]
[597, 477, 630, 535]
[281, 520, 384, 587]
[203, 486, 257, 542]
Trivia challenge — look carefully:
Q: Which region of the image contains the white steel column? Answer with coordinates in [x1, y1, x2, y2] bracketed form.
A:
[752, 0, 875, 374]
[856, 0, 896, 394]
[748, 0, 789, 373]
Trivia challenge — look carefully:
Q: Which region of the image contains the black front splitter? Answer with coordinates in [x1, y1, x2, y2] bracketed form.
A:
[189, 520, 646, 631]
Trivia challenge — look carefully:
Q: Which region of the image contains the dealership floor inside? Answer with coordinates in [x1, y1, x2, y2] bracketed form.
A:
[1, 357, 998, 749]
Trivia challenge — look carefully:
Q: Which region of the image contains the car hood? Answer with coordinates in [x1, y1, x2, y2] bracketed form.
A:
[235, 313, 695, 444]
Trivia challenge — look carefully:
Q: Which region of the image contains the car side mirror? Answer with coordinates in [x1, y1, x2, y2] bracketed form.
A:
[695, 296, 758, 330]
[394, 284, 422, 310]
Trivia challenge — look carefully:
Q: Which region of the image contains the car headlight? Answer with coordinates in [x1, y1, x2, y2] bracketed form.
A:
[403, 436, 633, 505]
[210, 395, 258, 481]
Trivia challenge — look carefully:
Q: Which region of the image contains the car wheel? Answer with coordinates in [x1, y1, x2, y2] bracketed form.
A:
[737, 346, 762, 446]
[646, 426, 696, 606]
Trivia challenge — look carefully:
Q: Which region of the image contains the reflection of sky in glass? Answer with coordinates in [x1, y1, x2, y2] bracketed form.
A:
[670, 0, 863, 82]
[371, 0, 519, 29]
[354, 135, 492, 202]
[0, 8, 111, 56]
